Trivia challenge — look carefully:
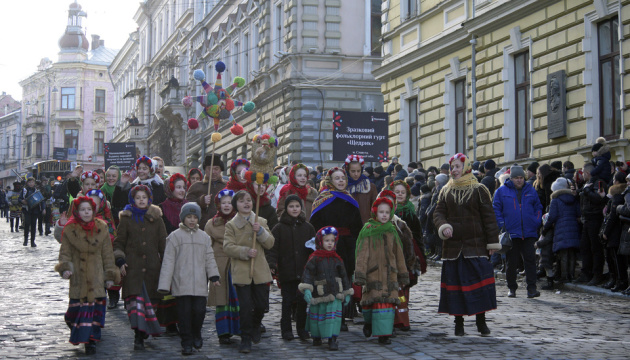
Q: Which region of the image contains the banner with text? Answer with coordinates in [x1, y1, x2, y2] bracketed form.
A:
[332, 111, 389, 162]
[52, 148, 68, 161]
[104, 142, 136, 171]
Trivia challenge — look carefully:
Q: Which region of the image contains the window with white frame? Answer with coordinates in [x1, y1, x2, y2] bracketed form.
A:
[94, 131, 104, 155]
[514, 51, 530, 158]
[61, 87, 75, 109]
[401, 0, 418, 20]
[95, 89, 106, 112]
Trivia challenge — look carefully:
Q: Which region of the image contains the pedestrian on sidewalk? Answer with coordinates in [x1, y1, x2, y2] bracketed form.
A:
[355, 198, 408, 345]
[601, 172, 629, 292]
[493, 165, 543, 298]
[205, 189, 241, 345]
[55, 196, 120, 355]
[7, 183, 22, 232]
[222, 190, 275, 354]
[19, 177, 44, 247]
[158, 202, 220, 355]
[113, 184, 167, 350]
[267, 194, 315, 341]
[300, 226, 353, 350]
[433, 153, 500, 336]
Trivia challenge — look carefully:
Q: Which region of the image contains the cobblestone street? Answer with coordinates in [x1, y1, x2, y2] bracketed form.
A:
[1, 220, 629, 359]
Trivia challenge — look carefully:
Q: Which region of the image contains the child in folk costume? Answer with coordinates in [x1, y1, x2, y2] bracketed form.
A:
[54, 171, 103, 243]
[377, 190, 423, 331]
[299, 226, 353, 350]
[113, 185, 168, 350]
[354, 198, 408, 344]
[223, 190, 275, 354]
[225, 159, 250, 192]
[85, 189, 121, 310]
[205, 189, 241, 345]
[100, 165, 122, 224]
[113, 156, 167, 211]
[55, 197, 120, 355]
[7, 182, 22, 232]
[186, 168, 203, 188]
[276, 164, 319, 219]
[345, 155, 379, 223]
[158, 203, 221, 355]
[310, 167, 363, 329]
[268, 194, 316, 341]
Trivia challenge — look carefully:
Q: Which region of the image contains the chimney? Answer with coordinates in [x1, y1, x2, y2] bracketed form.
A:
[99, 40, 105, 48]
[91, 34, 100, 50]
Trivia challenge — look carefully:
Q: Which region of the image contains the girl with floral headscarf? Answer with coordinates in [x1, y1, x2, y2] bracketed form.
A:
[310, 167, 363, 329]
[225, 159, 250, 192]
[299, 226, 353, 351]
[55, 196, 120, 355]
[54, 171, 104, 242]
[113, 185, 168, 350]
[276, 164, 319, 219]
[389, 180, 423, 243]
[433, 153, 500, 337]
[113, 156, 167, 214]
[354, 197, 408, 345]
[205, 189, 240, 345]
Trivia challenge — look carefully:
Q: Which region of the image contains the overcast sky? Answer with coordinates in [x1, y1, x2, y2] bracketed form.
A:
[0, 0, 140, 100]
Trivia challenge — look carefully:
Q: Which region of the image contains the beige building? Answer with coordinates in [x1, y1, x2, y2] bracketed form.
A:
[374, 0, 629, 169]
[111, 0, 384, 171]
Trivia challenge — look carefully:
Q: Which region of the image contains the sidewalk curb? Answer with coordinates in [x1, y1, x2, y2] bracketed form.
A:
[427, 259, 630, 301]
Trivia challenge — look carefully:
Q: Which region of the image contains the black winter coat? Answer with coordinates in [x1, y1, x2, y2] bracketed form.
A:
[480, 168, 499, 195]
[602, 184, 627, 248]
[535, 226, 554, 270]
[299, 253, 353, 305]
[535, 168, 562, 212]
[579, 179, 608, 219]
[268, 212, 315, 283]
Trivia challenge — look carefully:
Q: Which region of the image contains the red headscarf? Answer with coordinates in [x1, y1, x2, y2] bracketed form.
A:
[308, 226, 343, 262]
[226, 159, 250, 191]
[245, 181, 270, 207]
[279, 164, 310, 201]
[62, 196, 97, 240]
[212, 189, 237, 224]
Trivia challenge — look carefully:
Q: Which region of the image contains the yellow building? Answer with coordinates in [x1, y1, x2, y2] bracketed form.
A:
[374, 0, 629, 169]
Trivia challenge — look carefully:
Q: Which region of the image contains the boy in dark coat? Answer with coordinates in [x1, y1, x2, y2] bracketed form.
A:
[19, 177, 44, 247]
[268, 195, 315, 341]
[590, 137, 613, 184]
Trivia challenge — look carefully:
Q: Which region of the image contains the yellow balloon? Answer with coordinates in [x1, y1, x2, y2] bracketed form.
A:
[211, 132, 222, 142]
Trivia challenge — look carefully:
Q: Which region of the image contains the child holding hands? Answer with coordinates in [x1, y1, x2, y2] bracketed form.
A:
[223, 190, 275, 354]
[158, 203, 220, 355]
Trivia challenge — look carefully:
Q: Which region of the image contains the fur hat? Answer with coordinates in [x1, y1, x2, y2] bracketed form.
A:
[551, 177, 571, 192]
[591, 137, 606, 153]
[180, 202, 201, 222]
[202, 153, 225, 171]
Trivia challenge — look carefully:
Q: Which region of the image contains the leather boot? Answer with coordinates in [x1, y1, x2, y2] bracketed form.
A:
[23, 237, 28, 246]
[134, 330, 145, 350]
[601, 278, 616, 289]
[454, 316, 464, 336]
[611, 281, 629, 292]
[541, 277, 554, 290]
[328, 336, 339, 350]
[476, 313, 491, 336]
[362, 323, 372, 338]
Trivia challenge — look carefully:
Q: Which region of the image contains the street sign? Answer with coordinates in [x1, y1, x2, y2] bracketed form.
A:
[104, 142, 136, 171]
[67, 148, 77, 161]
[52, 148, 67, 160]
[332, 110, 389, 162]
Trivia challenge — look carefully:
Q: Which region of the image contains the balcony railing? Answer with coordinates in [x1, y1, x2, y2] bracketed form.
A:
[24, 114, 45, 128]
[126, 124, 147, 140]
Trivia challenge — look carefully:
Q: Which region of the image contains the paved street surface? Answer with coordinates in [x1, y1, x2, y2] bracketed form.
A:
[1, 220, 629, 359]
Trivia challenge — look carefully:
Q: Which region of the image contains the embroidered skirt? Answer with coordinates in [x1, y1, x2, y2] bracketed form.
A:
[155, 294, 178, 327]
[64, 297, 107, 345]
[9, 210, 21, 218]
[438, 255, 497, 316]
[306, 299, 343, 339]
[124, 283, 162, 336]
[362, 303, 395, 337]
[215, 270, 241, 337]
[394, 287, 410, 328]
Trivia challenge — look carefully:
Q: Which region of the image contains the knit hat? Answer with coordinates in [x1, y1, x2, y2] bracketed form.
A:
[180, 202, 201, 222]
[364, 166, 374, 176]
[614, 171, 627, 184]
[591, 137, 606, 153]
[527, 161, 540, 174]
[440, 163, 450, 171]
[551, 177, 571, 192]
[410, 184, 421, 197]
[284, 194, 303, 211]
[435, 174, 449, 187]
[550, 161, 562, 171]
[510, 165, 526, 179]
[484, 159, 496, 170]
[472, 161, 480, 171]
[202, 153, 225, 171]
[414, 173, 425, 182]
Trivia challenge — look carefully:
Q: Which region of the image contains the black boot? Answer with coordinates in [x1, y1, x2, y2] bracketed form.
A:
[23, 237, 28, 246]
[107, 289, 120, 309]
[84, 340, 96, 355]
[454, 316, 464, 336]
[363, 323, 372, 338]
[541, 277, 554, 290]
[601, 278, 616, 289]
[30, 239, 36, 247]
[476, 313, 491, 336]
[134, 330, 145, 350]
[611, 281, 629, 292]
[378, 336, 391, 344]
[312, 337, 322, 346]
[328, 336, 339, 350]
[218, 334, 234, 345]
[238, 336, 252, 353]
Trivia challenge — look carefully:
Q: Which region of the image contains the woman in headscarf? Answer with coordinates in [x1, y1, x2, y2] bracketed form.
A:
[276, 163, 319, 219]
[225, 159, 250, 192]
[186, 168, 203, 188]
[101, 166, 121, 224]
[433, 153, 500, 337]
[310, 167, 363, 330]
[113, 156, 167, 212]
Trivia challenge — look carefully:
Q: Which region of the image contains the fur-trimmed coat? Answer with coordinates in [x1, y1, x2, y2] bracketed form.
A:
[113, 205, 167, 299]
[298, 253, 353, 305]
[348, 179, 379, 223]
[205, 217, 232, 307]
[354, 231, 409, 306]
[223, 212, 275, 285]
[276, 187, 319, 220]
[55, 219, 120, 302]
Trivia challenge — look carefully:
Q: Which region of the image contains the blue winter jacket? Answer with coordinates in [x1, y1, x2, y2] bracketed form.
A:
[492, 179, 543, 239]
[591, 151, 612, 184]
[543, 189, 581, 252]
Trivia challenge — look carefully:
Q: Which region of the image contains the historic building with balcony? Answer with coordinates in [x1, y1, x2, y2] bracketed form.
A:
[374, 0, 630, 168]
[111, 0, 384, 171]
[19, 2, 117, 171]
[0, 107, 22, 186]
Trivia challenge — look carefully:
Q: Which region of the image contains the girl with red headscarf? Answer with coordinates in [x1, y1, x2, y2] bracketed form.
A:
[276, 164, 319, 219]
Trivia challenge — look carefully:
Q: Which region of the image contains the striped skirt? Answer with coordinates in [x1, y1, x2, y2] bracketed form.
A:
[306, 299, 343, 339]
[124, 283, 162, 336]
[363, 303, 395, 337]
[215, 270, 240, 337]
[438, 255, 497, 316]
[9, 210, 21, 218]
[64, 297, 107, 345]
[155, 294, 178, 327]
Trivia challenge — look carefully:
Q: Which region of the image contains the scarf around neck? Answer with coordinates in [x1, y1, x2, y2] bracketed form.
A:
[308, 249, 343, 262]
[161, 197, 186, 229]
[124, 204, 148, 223]
[226, 177, 247, 192]
[440, 172, 488, 205]
[355, 218, 401, 257]
[395, 200, 416, 219]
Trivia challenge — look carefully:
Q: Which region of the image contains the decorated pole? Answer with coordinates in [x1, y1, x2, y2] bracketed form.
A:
[250, 187, 262, 278]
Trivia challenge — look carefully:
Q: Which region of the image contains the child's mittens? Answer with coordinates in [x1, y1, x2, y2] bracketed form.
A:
[62, 271, 72, 279]
[303, 289, 312, 304]
[343, 294, 351, 306]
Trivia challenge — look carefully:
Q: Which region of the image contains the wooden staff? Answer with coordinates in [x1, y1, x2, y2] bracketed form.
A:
[206, 141, 216, 213]
[250, 189, 261, 278]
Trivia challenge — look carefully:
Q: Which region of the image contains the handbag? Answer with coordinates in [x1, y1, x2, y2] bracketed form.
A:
[496, 227, 512, 255]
